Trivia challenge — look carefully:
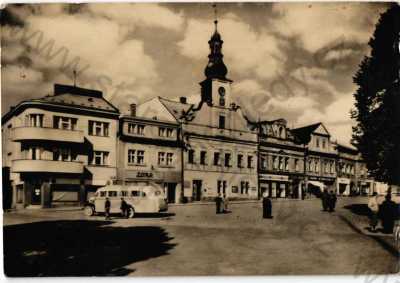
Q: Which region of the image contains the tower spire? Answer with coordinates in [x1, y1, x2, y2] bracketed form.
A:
[204, 3, 228, 80]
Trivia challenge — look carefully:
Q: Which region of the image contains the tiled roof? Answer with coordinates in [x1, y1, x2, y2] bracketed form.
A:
[158, 97, 194, 121]
[36, 93, 119, 113]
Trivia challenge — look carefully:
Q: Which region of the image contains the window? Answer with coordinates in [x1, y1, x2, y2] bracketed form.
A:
[90, 151, 109, 166]
[309, 159, 313, 172]
[131, 191, 140, 197]
[330, 161, 335, 173]
[217, 180, 227, 194]
[316, 138, 320, 148]
[27, 114, 43, 127]
[295, 159, 300, 172]
[121, 191, 128, 197]
[240, 181, 250, 194]
[128, 123, 145, 135]
[322, 139, 326, 149]
[53, 116, 77, 130]
[219, 86, 226, 106]
[159, 127, 166, 137]
[200, 151, 207, 165]
[219, 115, 225, 129]
[158, 152, 173, 166]
[285, 157, 289, 171]
[108, 191, 117, 197]
[279, 157, 284, 170]
[128, 150, 135, 164]
[137, 150, 144, 165]
[247, 155, 254, 169]
[273, 156, 278, 170]
[260, 156, 267, 169]
[314, 160, 319, 172]
[325, 161, 329, 173]
[158, 152, 165, 165]
[166, 153, 173, 166]
[188, 150, 195, 164]
[89, 121, 109, 137]
[238, 154, 243, 168]
[100, 191, 106, 197]
[224, 153, 231, 167]
[159, 127, 174, 138]
[214, 152, 220, 166]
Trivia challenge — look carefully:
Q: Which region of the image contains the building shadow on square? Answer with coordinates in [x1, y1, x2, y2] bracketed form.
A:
[343, 204, 370, 216]
[4, 220, 176, 277]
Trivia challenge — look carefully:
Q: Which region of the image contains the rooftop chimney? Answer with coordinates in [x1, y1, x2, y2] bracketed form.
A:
[130, 103, 136, 117]
[180, 97, 187, 104]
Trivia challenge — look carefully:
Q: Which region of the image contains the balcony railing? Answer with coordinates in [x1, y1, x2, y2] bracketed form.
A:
[11, 159, 83, 174]
[12, 127, 84, 143]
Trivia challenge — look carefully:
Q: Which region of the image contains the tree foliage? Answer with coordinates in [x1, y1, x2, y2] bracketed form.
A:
[351, 3, 400, 185]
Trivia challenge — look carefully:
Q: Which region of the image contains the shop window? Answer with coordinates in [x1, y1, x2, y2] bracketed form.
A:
[121, 191, 128, 197]
[108, 191, 117, 197]
[131, 191, 140, 197]
[100, 191, 106, 197]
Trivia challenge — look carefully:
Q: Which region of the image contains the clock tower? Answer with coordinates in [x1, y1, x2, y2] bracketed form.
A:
[200, 16, 233, 108]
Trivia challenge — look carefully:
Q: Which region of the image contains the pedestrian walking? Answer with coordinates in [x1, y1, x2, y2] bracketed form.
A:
[262, 191, 273, 219]
[105, 197, 111, 220]
[215, 193, 222, 214]
[120, 197, 128, 218]
[328, 191, 337, 212]
[379, 194, 397, 234]
[223, 193, 229, 213]
[368, 192, 379, 232]
[321, 188, 329, 211]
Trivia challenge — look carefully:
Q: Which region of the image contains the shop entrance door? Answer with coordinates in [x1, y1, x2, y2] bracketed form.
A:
[167, 183, 176, 203]
[192, 180, 202, 201]
[31, 186, 41, 205]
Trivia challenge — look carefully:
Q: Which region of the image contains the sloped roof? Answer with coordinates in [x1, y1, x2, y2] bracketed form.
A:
[37, 93, 119, 113]
[158, 97, 194, 121]
[291, 122, 322, 144]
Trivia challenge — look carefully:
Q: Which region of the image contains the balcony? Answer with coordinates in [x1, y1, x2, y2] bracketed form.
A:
[11, 159, 84, 174]
[12, 127, 84, 143]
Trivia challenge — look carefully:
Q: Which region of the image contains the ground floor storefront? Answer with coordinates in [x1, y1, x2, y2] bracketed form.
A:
[183, 170, 258, 202]
[259, 174, 303, 199]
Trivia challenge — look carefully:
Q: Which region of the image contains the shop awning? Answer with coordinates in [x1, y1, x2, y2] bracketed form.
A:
[308, 181, 326, 189]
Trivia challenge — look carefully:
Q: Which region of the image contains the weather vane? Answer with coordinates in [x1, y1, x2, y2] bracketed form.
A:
[212, 3, 218, 31]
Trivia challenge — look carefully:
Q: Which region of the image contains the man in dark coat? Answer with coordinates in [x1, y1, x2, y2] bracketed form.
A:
[215, 193, 222, 214]
[321, 188, 329, 211]
[380, 194, 398, 234]
[262, 192, 273, 219]
[328, 191, 337, 212]
[105, 197, 111, 220]
[120, 198, 128, 218]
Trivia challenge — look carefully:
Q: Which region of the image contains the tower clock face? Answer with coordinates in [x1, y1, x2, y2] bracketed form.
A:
[218, 86, 225, 96]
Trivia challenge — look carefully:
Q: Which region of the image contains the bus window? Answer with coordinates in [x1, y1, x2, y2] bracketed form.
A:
[100, 191, 106, 197]
[108, 191, 118, 197]
[131, 191, 140, 197]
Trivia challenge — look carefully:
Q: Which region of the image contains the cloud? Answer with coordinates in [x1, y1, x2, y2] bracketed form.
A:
[178, 15, 284, 79]
[87, 3, 184, 32]
[271, 2, 384, 53]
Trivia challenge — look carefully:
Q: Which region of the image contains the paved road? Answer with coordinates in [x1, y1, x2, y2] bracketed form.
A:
[3, 197, 399, 276]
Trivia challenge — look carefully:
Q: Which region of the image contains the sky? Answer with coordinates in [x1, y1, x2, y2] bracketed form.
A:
[1, 2, 390, 146]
